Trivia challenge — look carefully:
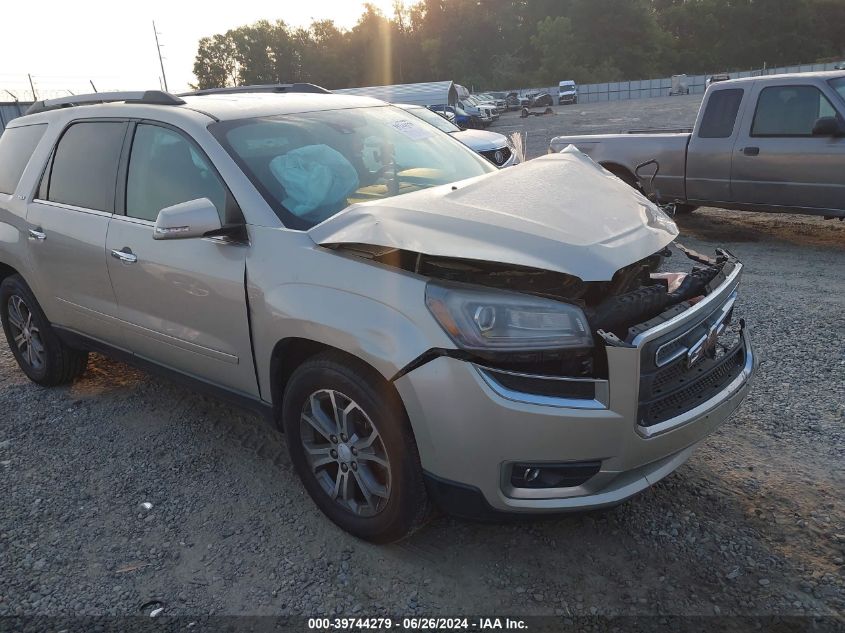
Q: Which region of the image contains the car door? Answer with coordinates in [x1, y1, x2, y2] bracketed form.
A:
[26, 119, 128, 345]
[685, 87, 747, 204]
[731, 82, 845, 212]
[105, 121, 257, 396]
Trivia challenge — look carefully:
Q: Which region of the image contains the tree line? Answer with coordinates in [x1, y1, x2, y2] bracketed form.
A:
[193, 0, 845, 91]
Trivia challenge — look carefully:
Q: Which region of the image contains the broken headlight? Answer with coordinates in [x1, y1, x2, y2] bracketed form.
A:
[425, 281, 593, 352]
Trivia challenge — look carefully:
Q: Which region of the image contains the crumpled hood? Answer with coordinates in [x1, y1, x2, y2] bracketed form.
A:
[309, 146, 679, 282]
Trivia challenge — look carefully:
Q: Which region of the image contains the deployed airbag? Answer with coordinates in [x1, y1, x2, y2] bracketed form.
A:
[270, 144, 359, 217]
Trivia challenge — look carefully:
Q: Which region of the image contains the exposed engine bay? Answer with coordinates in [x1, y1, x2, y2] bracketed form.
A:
[333, 241, 734, 379]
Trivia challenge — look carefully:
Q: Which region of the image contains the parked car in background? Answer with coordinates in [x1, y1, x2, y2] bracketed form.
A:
[458, 96, 495, 125]
[549, 71, 845, 218]
[523, 91, 554, 108]
[559, 80, 578, 105]
[398, 103, 517, 167]
[505, 92, 522, 110]
[471, 95, 500, 121]
[476, 93, 506, 113]
[487, 92, 510, 111]
[0, 87, 755, 543]
[430, 104, 478, 129]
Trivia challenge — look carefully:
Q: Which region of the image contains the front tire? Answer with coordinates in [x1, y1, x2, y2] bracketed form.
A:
[0, 275, 88, 386]
[282, 352, 431, 543]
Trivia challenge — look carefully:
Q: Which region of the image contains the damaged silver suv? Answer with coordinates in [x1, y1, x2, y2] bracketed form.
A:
[0, 86, 756, 542]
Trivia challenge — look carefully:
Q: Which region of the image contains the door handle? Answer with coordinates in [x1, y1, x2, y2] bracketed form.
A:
[742, 146, 760, 156]
[28, 228, 46, 241]
[111, 248, 138, 264]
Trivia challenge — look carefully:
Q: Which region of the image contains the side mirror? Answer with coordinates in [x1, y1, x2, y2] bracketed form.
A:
[812, 116, 844, 137]
[153, 198, 222, 240]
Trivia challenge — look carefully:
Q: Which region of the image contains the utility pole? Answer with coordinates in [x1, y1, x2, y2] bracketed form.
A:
[28, 74, 37, 101]
[153, 21, 169, 92]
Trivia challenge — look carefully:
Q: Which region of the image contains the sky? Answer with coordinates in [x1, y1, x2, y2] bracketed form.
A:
[0, 0, 399, 100]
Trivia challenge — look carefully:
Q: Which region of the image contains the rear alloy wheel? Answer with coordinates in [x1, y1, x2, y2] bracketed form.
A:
[0, 274, 88, 386]
[6, 294, 46, 373]
[282, 352, 431, 542]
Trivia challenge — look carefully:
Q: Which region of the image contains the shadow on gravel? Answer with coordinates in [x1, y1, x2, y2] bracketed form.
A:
[676, 209, 845, 248]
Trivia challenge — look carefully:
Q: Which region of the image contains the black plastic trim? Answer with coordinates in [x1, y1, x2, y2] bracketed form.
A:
[423, 471, 513, 522]
[180, 83, 330, 97]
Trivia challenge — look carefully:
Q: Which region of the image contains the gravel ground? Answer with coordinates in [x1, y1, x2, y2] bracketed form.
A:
[1, 96, 844, 621]
[490, 94, 705, 160]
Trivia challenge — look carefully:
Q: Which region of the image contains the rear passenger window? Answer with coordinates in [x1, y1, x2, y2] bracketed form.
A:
[698, 89, 744, 138]
[0, 124, 47, 194]
[47, 121, 126, 212]
[751, 85, 837, 136]
[126, 124, 227, 222]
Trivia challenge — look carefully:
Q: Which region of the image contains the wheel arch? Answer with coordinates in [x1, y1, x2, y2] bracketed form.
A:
[0, 261, 20, 284]
[268, 337, 407, 428]
[599, 161, 641, 190]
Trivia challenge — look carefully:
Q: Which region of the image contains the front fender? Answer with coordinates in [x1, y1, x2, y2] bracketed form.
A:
[253, 280, 451, 401]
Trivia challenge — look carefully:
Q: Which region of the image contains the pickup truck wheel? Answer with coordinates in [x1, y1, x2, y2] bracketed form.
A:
[0, 275, 88, 386]
[673, 204, 697, 215]
[282, 352, 431, 543]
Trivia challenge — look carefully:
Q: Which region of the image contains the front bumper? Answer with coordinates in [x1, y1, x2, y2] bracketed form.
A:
[394, 260, 756, 514]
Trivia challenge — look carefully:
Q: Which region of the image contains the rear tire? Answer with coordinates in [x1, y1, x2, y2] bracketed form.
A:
[0, 275, 88, 386]
[282, 352, 431, 543]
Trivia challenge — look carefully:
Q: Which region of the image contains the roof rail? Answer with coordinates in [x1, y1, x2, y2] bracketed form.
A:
[26, 90, 186, 115]
[179, 83, 331, 97]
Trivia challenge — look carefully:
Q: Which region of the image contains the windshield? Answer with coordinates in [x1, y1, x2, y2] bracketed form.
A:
[401, 105, 460, 134]
[210, 105, 495, 230]
[830, 77, 845, 105]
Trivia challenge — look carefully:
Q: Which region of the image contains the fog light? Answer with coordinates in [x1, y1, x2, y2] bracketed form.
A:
[510, 461, 601, 489]
[524, 467, 541, 483]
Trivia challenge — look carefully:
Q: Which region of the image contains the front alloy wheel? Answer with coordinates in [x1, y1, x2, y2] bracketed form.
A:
[282, 352, 431, 542]
[300, 389, 391, 517]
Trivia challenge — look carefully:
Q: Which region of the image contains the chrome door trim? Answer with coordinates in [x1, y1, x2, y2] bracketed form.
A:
[31, 199, 113, 219]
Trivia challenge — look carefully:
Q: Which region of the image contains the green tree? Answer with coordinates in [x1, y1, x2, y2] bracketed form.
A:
[193, 34, 238, 89]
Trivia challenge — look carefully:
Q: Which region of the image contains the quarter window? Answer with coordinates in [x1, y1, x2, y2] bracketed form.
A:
[751, 85, 838, 137]
[47, 121, 126, 212]
[126, 124, 227, 222]
[0, 124, 47, 195]
[698, 89, 744, 139]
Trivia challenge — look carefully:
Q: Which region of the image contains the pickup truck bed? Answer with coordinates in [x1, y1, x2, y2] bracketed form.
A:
[550, 71, 845, 218]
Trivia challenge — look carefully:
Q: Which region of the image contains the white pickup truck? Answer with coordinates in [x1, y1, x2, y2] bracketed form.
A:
[550, 71, 845, 217]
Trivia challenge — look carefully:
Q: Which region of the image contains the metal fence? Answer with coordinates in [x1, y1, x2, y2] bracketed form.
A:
[508, 61, 844, 104]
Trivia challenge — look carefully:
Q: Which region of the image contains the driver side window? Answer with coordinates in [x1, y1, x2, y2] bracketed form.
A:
[126, 124, 228, 222]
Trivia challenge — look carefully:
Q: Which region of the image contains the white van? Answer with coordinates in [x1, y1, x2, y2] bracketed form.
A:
[559, 80, 578, 105]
